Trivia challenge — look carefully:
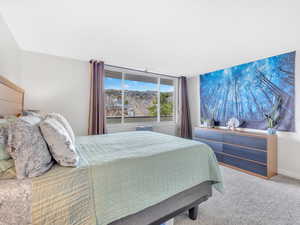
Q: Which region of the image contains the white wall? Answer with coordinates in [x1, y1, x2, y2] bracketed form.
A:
[0, 14, 21, 85]
[20, 51, 90, 136]
[187, 75, 200, 137]
[187, 53, 300, 180]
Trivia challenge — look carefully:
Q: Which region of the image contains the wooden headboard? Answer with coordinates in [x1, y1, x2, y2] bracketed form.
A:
[0, 75, 24, 117]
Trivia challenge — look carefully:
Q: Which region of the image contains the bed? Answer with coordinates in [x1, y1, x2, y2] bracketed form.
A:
[0, 75, 223, 225]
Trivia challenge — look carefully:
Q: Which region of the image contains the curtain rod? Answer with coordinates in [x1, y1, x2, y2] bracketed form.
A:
[104, 63, 181, 79]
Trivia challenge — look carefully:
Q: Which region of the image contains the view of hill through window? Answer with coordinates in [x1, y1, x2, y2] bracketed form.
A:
[104, 70, 175, 124]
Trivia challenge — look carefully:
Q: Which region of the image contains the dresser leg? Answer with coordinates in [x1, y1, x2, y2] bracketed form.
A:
[188, 206, 198, 220]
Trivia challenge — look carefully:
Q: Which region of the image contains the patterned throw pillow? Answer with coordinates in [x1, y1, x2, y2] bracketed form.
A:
[0, 159, 16, 179]
[7, 116, 54, 179]
[45, 113, 75, 144]
[0, 159, 14, 173]
[40, 118, 79, 167]
[0, 123, 11, 160]
[0, 166, 16, 179]
[0, 117, 17, 160]
[0, 142, 10, 160]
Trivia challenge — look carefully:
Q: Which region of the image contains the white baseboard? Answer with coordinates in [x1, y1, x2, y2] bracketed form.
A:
[278, 169, 300, 180]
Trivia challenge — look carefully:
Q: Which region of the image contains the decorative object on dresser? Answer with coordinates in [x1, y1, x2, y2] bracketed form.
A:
[194, 127, 277, 179]
[200, 118, 215, 128]
[226, 117, 240, 130]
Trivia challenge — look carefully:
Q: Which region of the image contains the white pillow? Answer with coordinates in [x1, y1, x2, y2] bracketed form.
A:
[45, 113, 75, 144]
[40, 118, 78, 167]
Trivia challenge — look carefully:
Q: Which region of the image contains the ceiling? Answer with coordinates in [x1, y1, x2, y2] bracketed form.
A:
[0, 0, 299, 76]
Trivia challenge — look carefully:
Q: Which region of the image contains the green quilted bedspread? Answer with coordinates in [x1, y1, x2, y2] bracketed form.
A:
[32, 131, 223, 225]
[78, 131, 223, 225]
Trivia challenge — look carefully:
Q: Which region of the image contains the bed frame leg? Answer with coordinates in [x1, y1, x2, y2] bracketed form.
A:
[188, 206, 198, 220]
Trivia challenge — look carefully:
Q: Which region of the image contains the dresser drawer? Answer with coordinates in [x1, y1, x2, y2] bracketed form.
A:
[196, 138, 223, 153]
[223, 133, 267, 150]
[194, 129, 223, 142]
[223, 144, 267, 163]
[222, 154, 267, 176]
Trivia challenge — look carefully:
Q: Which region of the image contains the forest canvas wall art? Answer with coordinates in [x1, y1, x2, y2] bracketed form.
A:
[200, 51, 296, 131]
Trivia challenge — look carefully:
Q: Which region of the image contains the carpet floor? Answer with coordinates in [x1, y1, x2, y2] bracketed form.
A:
[175, 166, 300, 225]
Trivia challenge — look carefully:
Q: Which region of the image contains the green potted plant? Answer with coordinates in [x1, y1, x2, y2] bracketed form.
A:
[265, 115, 277, 134]
[207, 118, 215, 128]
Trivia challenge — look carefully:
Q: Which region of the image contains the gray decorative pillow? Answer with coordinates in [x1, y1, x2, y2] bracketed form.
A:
[45, 113, 75, 144]
[40, 118, 79, 167]
[7, 116, 54, 179]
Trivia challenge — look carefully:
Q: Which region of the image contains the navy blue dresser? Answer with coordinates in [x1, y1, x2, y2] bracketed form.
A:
[194, 128, 277, 179]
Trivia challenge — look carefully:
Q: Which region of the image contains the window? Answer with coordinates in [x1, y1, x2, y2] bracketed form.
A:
[160, 78, 174, 121]
[104, 69, 177, 124]
[124, 74, 158, 123]
[104, 71, 122, 124]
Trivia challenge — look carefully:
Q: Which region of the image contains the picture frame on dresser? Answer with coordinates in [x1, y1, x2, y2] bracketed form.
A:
[194, 127, 277, 179]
